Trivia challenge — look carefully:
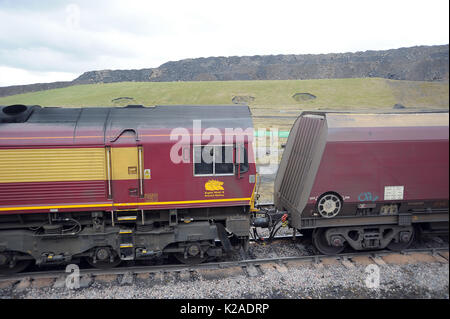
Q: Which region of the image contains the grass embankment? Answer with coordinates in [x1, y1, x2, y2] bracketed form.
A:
[0, 77, 447, 109]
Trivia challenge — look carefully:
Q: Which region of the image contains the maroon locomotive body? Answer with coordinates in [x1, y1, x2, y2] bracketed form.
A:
[0, 104, 256, 271]
[275, 111, 449, 254]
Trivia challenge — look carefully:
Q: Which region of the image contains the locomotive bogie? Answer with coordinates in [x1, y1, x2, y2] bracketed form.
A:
[0, 205, 250, 266]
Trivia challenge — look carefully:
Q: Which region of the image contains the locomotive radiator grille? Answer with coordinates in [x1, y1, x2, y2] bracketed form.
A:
[0, 147, 107, 204]
[0, 148, 106, 183]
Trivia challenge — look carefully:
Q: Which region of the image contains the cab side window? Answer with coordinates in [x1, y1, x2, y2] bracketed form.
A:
[193, 145, 234, 176]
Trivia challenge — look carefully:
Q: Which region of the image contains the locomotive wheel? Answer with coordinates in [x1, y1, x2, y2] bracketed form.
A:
[312, 228, 346, 255]
[174, 254, 208, 265]
[174, 242, 210, 265]
[86, 249, 122, 269]
[0, 260, 32, 275]
[387, 227, 415, 251]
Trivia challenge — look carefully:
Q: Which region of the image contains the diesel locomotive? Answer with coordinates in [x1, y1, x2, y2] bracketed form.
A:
[0, 104, 257, 273]
[0, 104, 448, 274]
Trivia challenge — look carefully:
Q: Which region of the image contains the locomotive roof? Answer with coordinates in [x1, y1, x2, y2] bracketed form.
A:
[1, 104, 252, 129]
[0, 104, 254, 146]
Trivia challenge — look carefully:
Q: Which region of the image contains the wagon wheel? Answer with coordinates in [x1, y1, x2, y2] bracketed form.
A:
[387, 227, 415, 251]
[317, 193, 342, 218]
[312, 228, 346, 255]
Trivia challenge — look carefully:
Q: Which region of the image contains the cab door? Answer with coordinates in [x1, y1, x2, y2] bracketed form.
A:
[110, 146, 143, 204]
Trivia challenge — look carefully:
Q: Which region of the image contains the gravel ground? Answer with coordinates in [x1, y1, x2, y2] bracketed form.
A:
[1, 232, 447, 299]
[247, 240, 313, 259]
[1, 261, 448, 299]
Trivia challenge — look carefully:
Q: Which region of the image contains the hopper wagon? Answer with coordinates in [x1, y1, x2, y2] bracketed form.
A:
[274, 111, 449, 254]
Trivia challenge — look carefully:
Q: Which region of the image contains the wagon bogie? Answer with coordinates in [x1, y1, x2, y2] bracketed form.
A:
[312, 224, 416, 255]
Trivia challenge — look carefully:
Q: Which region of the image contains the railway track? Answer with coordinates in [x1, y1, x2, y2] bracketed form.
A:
[0, 239, 447, 291]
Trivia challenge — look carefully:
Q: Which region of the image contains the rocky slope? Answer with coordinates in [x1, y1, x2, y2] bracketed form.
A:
[1, 44, 448, 97]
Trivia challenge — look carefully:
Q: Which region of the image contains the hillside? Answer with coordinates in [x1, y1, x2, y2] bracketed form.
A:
[0, 77, 448, 132]
[1, 77, 447, 108]
[0, 44, 448, 97]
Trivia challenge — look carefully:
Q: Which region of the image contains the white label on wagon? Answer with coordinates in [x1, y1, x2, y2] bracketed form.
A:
[384, 186, 404, 200]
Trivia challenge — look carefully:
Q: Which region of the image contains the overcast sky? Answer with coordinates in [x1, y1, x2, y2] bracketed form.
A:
[0, 0, 448, 87]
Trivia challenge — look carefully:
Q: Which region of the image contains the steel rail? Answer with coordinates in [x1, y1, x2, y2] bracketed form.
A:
[1, 245, 447, 283]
